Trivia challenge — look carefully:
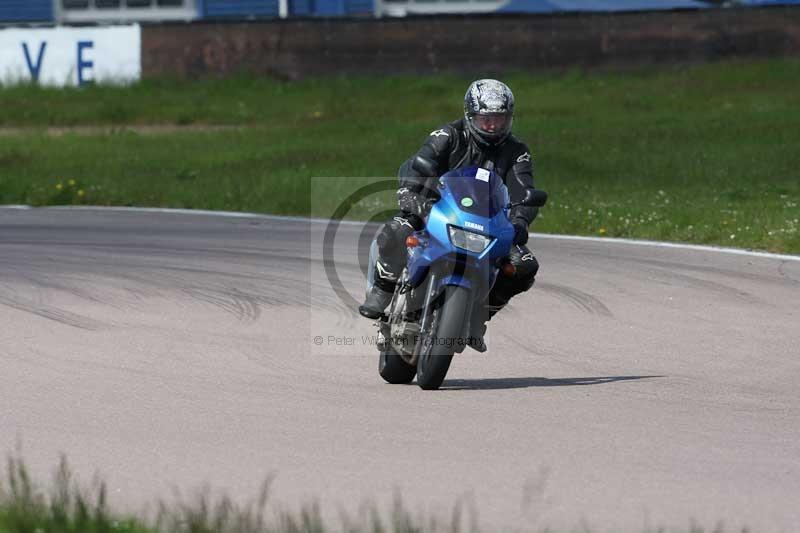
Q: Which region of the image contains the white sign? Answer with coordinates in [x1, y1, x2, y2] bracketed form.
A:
[0, 25, 141, 86]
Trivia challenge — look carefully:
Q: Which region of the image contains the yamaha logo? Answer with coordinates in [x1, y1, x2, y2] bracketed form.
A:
[464, 221, 485, 232]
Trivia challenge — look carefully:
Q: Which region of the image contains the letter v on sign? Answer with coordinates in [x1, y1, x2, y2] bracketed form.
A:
[22, 42, 47, 82]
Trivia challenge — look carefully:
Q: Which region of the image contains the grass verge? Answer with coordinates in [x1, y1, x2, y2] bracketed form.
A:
[0, 454, 472, 533]
[0, 454, 753, 533]
[0, 58, 798, 253]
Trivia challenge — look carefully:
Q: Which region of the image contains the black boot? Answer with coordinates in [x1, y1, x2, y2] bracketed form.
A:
[466, 323, 488, 353]
[466, 303, 503, 353]
[359, 284, 394, 319]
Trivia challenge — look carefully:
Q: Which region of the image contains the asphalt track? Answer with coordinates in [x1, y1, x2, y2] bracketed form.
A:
[2, 206, 800, 532]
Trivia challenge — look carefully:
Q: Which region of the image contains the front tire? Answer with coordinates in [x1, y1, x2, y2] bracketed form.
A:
[379, 347, 416, 384]
[416, 285, 470, 390]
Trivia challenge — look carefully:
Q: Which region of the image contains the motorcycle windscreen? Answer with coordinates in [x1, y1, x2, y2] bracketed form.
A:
[438, 166, 509, 219]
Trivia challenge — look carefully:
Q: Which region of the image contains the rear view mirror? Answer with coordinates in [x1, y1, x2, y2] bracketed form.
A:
[524, 188, 548, 207]
[517, 188, 548, 208]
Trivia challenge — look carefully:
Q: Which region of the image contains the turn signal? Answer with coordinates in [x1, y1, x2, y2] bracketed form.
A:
[406, 235, 420, 248]
[501, 263, 516, 277]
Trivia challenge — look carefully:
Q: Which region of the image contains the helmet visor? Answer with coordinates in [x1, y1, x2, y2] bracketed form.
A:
[472, 113, 510, 136]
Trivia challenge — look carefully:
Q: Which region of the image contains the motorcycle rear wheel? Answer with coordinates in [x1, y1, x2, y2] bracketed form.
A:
[379, 346, 417, 384]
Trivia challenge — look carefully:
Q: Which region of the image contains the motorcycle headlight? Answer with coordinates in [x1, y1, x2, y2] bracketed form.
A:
[448, 226, 493, 253]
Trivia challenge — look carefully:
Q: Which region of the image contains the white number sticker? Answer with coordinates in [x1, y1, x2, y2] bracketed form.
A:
[476, 168, 490, 182]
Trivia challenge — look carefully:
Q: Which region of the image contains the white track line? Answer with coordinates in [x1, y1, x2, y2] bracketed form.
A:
[3, 205, 799, 263]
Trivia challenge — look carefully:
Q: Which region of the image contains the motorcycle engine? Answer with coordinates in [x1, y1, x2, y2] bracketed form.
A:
[388, 285, 424, 358]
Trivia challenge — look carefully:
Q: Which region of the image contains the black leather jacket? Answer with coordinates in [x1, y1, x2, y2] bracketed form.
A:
[399, 118, 538, 226]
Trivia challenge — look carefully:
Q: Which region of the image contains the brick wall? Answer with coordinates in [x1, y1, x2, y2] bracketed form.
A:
[142, 7, 800, 80]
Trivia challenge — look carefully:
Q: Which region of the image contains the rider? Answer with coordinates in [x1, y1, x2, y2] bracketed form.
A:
[358, 79, 540, 352]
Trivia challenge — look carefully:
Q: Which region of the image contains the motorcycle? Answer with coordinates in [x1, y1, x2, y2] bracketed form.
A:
[367, 165, 547, 390]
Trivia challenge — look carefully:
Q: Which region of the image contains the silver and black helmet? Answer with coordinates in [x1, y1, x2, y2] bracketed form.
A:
[464, 79, 515, 147]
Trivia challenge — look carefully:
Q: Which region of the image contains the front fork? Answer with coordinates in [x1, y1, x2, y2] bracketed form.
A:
[413, 272, 477, 358]
[412, 272, 438, 363]
[375, 265, 482, 360]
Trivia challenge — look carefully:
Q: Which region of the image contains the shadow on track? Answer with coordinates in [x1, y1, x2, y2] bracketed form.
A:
[439, 375, 663, 391]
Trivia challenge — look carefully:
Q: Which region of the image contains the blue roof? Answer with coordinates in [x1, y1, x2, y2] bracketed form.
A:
[498, 0, 562, 12]
[499, 0, 709, 13]
[0, 0, 53, 22]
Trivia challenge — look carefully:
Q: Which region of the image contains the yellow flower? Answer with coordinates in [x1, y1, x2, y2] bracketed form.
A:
[599, 228, 607, 235]
[68, 179, 76, 186]
[55, 183, 63, 190]
[77, 189, 85, 198]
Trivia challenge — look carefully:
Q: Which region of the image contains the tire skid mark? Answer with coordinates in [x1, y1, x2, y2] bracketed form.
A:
[662, 269, 761, 304]
[639, 267, 759, 303]
[536, 282, 613, 317]
[584, 256, 761, 303]
[616, 255, 792, 289]
[230, 286, 262, 323]
[117, 268, 266, 324]
[4, 244, 355, 317]
[0, 239, 313, 266]
[0, 254, 261, 326]
[180, 285, 262, 324]
[3, 239, 361, 279]
[80, 262, 346, 321]
[17, 271, 128, 312]
[1, 229, 356, 325]
[0, 283, 104, 331]
[778, 260, 800, 285]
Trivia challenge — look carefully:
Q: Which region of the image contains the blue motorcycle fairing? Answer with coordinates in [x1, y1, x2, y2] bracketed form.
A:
[438, 166, 510, 219]
[438, 273, 472, 290]
[405, 166, 516, 301]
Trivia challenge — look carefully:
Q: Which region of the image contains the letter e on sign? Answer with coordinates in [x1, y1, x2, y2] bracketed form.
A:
[77, 41, 94, 86]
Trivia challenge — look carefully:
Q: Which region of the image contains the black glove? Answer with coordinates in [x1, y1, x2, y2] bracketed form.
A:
[397, 187, 424, 217]
[512, 219, 529, 246]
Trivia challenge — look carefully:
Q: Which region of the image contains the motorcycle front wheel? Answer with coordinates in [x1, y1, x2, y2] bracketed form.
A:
[416, 285, 470, 390]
